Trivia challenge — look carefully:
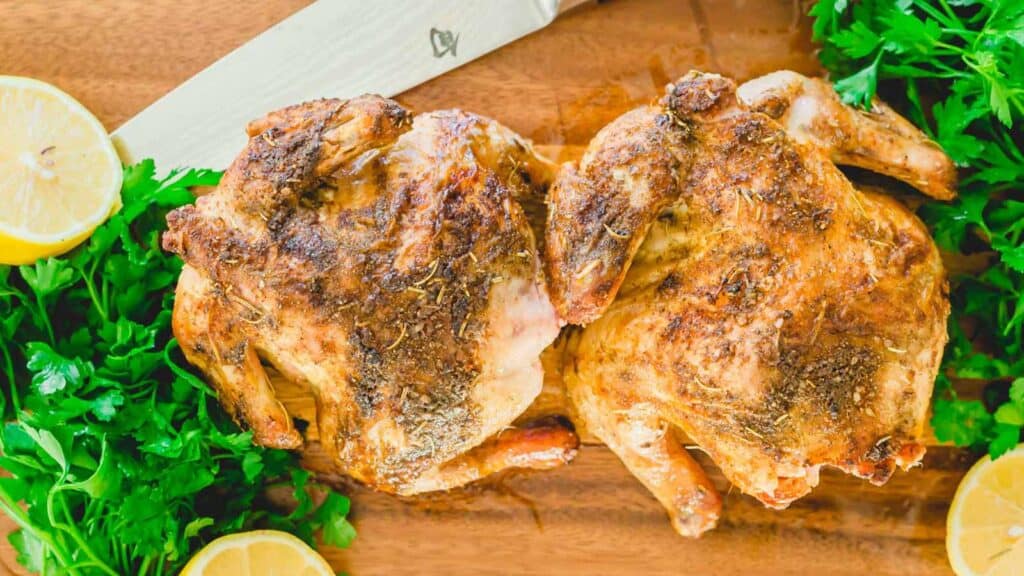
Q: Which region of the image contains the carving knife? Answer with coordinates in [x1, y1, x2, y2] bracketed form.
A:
[113, 0, 588, 170]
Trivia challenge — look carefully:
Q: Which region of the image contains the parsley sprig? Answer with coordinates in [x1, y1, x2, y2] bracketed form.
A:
[810, 0, 1024, 456]
[0, 161, 355, 575]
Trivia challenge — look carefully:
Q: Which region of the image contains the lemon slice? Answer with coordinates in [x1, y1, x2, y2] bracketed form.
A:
[947, 444, 1024, 576]
[0, 76, 122, 265]
[180, 530, 335, 576]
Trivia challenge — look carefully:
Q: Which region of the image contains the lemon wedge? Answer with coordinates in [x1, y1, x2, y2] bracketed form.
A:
[0, 76, 122, 265]
[947, 443, 1024, 576]
[180, 530, 335, 576]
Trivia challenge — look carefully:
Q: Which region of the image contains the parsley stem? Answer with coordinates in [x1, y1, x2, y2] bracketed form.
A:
[47, 489, 119, 576]
[932, 40, 963, 54]
[0, 489, 75, 571]
[978, 2, 999, 33]
[878, 63, 964, 79]
[1005, 306, 1024, 338]
[939, 27, 975, 42]
[34, 292, 55, 346]
[101, 276, 111, 319]
[81, 267, 108, 322]
[935, 0, 958, 23]
[0, 289, 28, 301]
[912, 0, 958, 29]
[156, 551, 167, 576]
[0, 337, 18, 415]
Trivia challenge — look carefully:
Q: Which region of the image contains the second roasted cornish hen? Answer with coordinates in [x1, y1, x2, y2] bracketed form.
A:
[547, 71, 952, 536]
[163, 96, 576, 495]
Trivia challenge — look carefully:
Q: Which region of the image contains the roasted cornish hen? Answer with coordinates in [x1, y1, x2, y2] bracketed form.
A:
[163, 96, 576, 494]
[546, 71, 953, 536]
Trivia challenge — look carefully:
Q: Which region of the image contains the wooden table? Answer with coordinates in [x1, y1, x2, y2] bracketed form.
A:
[0, 1, 974, 574]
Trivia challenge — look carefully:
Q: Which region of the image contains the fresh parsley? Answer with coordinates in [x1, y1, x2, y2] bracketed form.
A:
[0, 160, 355, 575]
[811, 0, 1024, 457]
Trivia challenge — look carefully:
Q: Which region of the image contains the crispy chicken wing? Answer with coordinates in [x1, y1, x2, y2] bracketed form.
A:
[549, 71, 951, 536]
[737, 71, 956, 200]
[163, 95, 576, 494]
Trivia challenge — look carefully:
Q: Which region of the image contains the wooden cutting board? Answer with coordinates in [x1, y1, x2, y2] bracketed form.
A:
[0, 1, 980, 574]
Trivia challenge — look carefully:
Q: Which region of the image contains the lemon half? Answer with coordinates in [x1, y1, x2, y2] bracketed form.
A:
[180, 530, 335, 576]
[947, 444, 1024, 575]
[0, 76, 122, 265]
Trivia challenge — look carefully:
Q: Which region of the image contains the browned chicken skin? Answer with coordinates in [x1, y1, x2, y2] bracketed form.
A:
[163, 95, 577, 494]
[737, 71, 957, 200]
[549, 71, 951, 536]
[163, 70, 951, 531]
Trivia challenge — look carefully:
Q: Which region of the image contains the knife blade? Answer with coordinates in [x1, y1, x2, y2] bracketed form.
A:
[113, 0, 586, 170]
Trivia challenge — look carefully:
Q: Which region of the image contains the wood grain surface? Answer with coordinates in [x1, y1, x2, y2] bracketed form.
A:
[0, 1, 977, 574]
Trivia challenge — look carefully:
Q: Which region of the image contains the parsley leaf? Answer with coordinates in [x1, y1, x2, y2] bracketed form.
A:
[315, 492, 357, 548]
[932, 395, 994, 448]
[0, 161, 355, 575]
[809, 0, 850, 41]
[20, 258, 75, 298]
[834, 54, 881, 107]
[8, 529, 44, 573]
[831, 21, 882, 58]
[878, 10, 942, 55]
[25, 342, 91, 396]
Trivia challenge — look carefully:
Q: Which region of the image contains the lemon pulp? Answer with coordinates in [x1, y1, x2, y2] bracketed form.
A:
[946, 444, 1024, 576]
[180, 530, 335, 576]
[0, 76, 122, 264]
